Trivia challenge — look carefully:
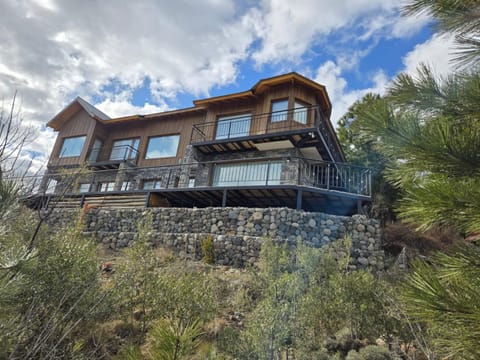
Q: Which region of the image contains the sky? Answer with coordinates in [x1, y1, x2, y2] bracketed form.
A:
[0, 0, 455, 174]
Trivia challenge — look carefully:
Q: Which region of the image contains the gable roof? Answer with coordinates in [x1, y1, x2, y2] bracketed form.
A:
[193, 72, 332, 115]
[47, 97, 110, 131]
[47, 73, 332, 128]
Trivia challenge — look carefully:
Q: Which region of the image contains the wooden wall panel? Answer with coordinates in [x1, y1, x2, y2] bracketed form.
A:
[48, 109, 97, 167]
[101, 114, 205, 167]
[205, 101, 255, 139]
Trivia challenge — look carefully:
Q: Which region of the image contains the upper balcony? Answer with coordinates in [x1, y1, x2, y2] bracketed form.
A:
[190, 106, 341, 161]
[86, 144, 140, 170]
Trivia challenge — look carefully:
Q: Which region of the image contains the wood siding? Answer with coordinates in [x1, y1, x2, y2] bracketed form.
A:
[101, 114, 205, 167]
[48, 78, 332, 169]
[48, 109, 98, 167]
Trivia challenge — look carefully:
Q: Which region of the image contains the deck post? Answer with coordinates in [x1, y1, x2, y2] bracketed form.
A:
[357, 199, 362, 214]
[145, 192, 151, 208]
[222, 189, 228, 207]
[296, 189, 303, 210]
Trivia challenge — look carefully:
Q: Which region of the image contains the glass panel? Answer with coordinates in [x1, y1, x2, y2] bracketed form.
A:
[216, 114, 251, 139]
[294, 101, 307, 124]
[78, 183, 90, 193]
[145, 135, 180, 159]
[99, 182, 115, 192]
[46, 179, 57, 194]
[59, 136, 86, 157]
[213, 162, 281, 186]
[271, 100, 288, 122]
[143, 179, 162, 189]
[110, 138, 140, 161]
[89, 138, 102, 162]
[120, 181, 131, 191]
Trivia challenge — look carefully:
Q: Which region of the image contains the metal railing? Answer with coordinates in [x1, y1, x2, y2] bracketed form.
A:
[299, 161, 371, 196]
[24, 156, 371, 198]
[86, 144, 140, 165]
[190, 106, 318, 144]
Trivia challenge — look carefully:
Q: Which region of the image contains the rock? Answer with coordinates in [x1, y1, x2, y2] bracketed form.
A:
[357, 257, 369, 266]
[357, 224, 366, 232]
[323, 228, 331, 236]
[308, 219, 316, 227]
[252, 211, 263, 221]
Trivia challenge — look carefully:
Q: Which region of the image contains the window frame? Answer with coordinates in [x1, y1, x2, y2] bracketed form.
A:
[213, 161, 282, 186]
[145, 134, 180, 159]
[143, 179, 163, 190]
[78, 183, 91, 193]
[59, 135, 86, 158]
[98, 181, 115, 192]
[293, 99, 310, 124]
[215, 113, 251, 140]
[110, 138, 140, 161]
[270, 99, 289, 123]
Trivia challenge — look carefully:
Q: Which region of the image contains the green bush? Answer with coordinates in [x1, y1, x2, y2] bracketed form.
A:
[346, 345, 395, 360]
[201, 236, 215, 264]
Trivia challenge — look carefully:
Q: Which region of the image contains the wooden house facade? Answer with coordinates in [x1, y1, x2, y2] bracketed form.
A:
[36, 73, 371, 215]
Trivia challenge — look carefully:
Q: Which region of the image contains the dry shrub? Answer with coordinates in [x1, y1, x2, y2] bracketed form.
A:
[383, 222, 462, 256]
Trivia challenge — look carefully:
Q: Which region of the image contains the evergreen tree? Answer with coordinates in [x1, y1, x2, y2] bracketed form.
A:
[350, 1, 480, 357]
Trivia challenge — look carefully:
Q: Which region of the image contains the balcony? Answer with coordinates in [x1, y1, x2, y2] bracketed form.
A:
[86, 144, 140, 169]
[28, 156, 371, 215]
[190, 106, 344, 162]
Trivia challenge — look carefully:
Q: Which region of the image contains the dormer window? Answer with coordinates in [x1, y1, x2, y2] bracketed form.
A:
[59, 136, 86, 158]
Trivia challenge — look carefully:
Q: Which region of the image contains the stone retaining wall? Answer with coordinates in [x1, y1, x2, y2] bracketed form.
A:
[46, 207, 384, 270]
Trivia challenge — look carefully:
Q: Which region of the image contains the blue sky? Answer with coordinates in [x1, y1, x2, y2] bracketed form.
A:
[0, 0, 455, 172]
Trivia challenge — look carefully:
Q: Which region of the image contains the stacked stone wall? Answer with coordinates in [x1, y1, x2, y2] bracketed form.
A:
[46, 207, 384, 269]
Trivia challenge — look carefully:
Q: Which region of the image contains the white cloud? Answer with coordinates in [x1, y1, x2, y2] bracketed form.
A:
[314, 61, 388, 125]
[0, 0, 442, 175]
[249, 0, 424, 66]
[401, 33, 456, 77]
[95, 98, 168, 118]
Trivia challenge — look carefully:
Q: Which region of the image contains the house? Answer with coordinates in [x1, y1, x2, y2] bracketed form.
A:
[35, 72, 371, 215]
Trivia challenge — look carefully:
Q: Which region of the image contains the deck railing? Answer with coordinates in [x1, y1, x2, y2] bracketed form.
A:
[190, 106, 318, 144]
[23, 156, 371, 198]
[86, 144, 140, 165]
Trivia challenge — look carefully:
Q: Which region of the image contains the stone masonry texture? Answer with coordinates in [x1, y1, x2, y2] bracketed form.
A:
[46, 207, 384, 270]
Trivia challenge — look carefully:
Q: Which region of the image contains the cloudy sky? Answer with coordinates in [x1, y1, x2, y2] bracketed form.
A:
[0, 0, 455, 173]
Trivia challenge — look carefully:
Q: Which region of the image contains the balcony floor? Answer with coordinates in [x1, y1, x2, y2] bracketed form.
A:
[27, 185, 369, 216]
[150, 185, 368, 216]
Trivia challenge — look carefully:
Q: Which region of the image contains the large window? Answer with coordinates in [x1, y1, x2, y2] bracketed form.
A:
[293, 100, 308, 124]
[216, 114, 251, 139]
[110, 138, 140, 161]
[271, 100, 289, 122]
[59, 136, 86, 157]
[89, 138, 103, 162]
[98, 182, 115, 192]
[213, 162, 281, 186]
[78, 183, 91, 193]
[143, 179, 162, 189]
[271, 99, 309, 124]
[145, 135, 180, 159]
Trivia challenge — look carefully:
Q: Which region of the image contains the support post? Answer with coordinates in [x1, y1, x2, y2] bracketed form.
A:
[296, 189, 303, 210]
[145, 192, 151, 208]
[357, 199, 362, 214]
[222, 189, 227, 207]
